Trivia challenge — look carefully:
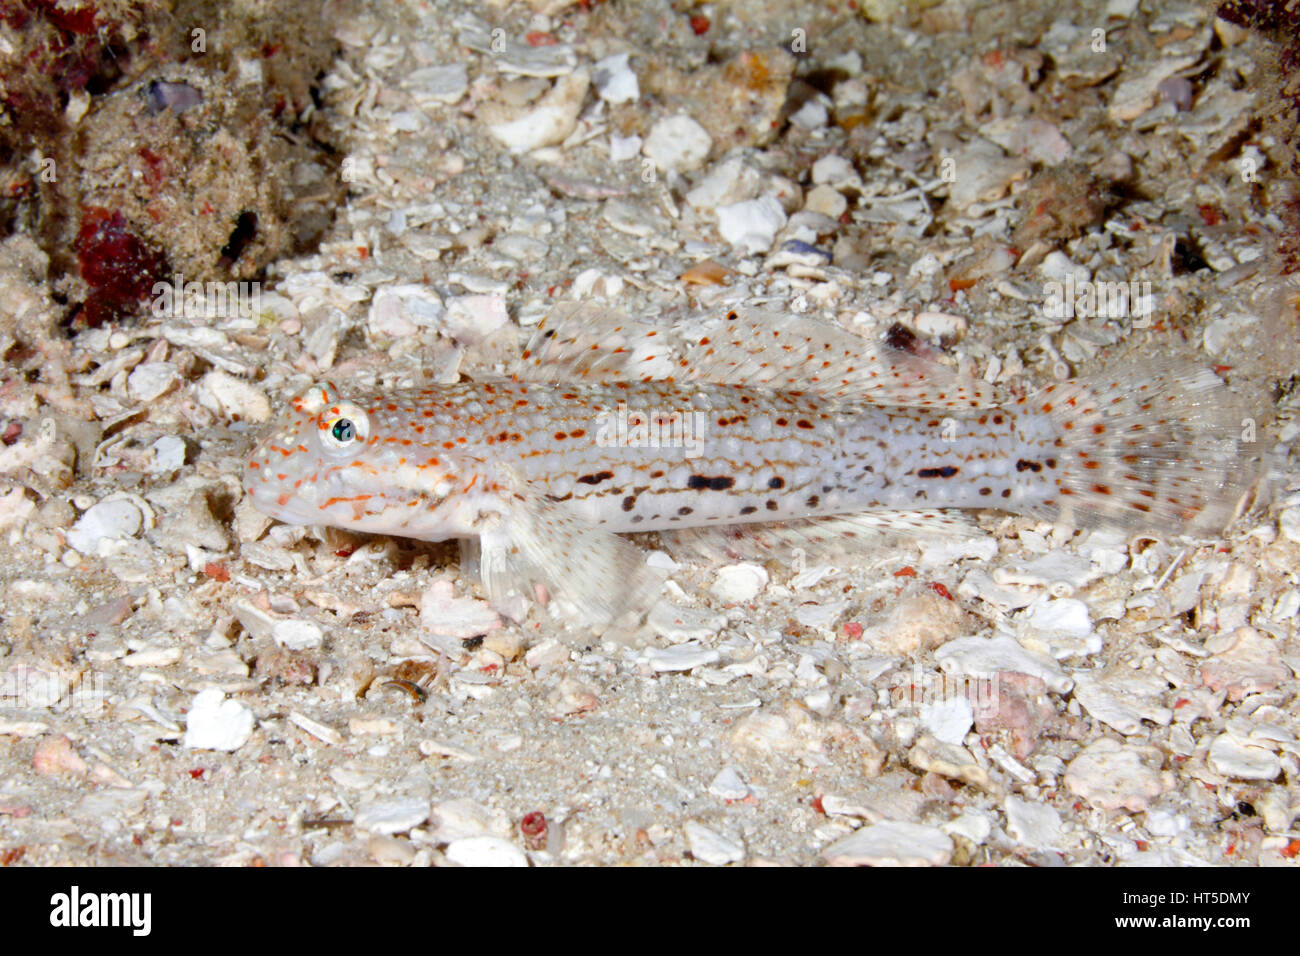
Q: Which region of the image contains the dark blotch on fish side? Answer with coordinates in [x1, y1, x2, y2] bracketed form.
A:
[687, 475, 736, 491]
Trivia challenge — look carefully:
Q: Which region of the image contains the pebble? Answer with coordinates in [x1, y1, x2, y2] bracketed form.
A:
[148, 435, 187, 473]
[789, 98, 828, 130]
[288, 711, 343, 746]
[495, 235, 550, 262]
[1004, 796, 1063, 850]
[126, 362, 181, 403]
[1157, 76, 1195, 112]
[641, 642, 722, 673]
[708, 766, 750, 801]
[945, 139, 1030, 211]
[980, 117, 1072, 165]
[1108, 55, 1198, 122]
[1200, 627, 1289, 700]
[121, 645, 182, 668]
[995, 552, 1101, 594]
[1017, 597, 1099, 659]
[821, 821, 953, 867]
[430, 797, 508, 842]
[389, 110, 423, 133]
[354, 797, 431, 835]
[949, 246, 1019, 289]
[32, 735, 87, 776]
[909, 736, 990, 790]
[608, 134, 642, 162]
[369, 834, 416, 866]
[1207, 732, 1282, 781]
[766, 240, 831, 269]
[67, 499, 143, 555]
[591, 52, 638, 104]
[420, 579, 501, 639]
[4, 663, 69, 706]
[794, 599, 848, 632]
[1280, 506, 1300, 545]
[811, 154, 861, 191]
[524, 638, 569, 670]
[913, 311, 967, 340]
[710, 563, 768, 602]
[1144, 807, 1190, 837]
[368, 284, 444, 339]
[271, 618, 325, 651]
[803, 184, 847, 219]
[1038, 250, 1090, 284]
[1071, 671, 1172, 735]
[872, 592, 962, 656]
[920, 536, 997, 569]
[405, 63, 468, 104]
[493, 41, 578, 79]
[730, 705, 823, 756]
[715, 196, 787, 254]
[643, 115, 712, 172]
[488, 68, 589, 153]
[183, 689, 254, 752]
[73, 789, 146, 830]
[444, 836, 528, 867]
[0, 720, 48, 737]
[685, 157, 763, 213]
[442, 294, 508, 344]
[937, 633, 1073, 694]
[684, 821, 745, 865]
[0, 487, 35, 533]
[196, 370, 271, 423]
[1064, 739, 1164, 811]
[310, 842, 345, 867]
[920, 696, 974, 746]
[942, 811, 992, 846]
[789, 563, 838, 589]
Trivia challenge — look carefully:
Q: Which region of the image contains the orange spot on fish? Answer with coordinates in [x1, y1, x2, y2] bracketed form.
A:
[323, 494, 372, 507]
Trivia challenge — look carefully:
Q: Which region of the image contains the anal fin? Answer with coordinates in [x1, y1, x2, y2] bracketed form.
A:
[661, 509, 983, 564]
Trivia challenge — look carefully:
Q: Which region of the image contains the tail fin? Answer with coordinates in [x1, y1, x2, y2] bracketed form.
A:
[1029, 359, 1268, 536]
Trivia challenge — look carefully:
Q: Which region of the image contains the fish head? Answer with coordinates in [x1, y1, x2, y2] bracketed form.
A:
[243, 381, 466, 538]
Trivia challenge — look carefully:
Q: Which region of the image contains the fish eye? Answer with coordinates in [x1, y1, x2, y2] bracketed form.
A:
[320, 402, 369, 454]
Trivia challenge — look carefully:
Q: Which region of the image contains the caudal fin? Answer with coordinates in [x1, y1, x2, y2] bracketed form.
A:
[1029, 359, 1268, 535]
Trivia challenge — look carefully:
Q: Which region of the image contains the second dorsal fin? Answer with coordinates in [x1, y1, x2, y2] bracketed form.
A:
[514, 303, 1005, 409]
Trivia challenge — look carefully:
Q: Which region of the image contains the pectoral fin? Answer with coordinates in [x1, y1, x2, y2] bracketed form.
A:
[472, 479, 666, 638]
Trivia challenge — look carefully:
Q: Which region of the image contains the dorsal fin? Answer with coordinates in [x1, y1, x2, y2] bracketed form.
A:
[514, 303, 1005, 409]
[514, 303, 676, 382]
[676, 310, 1004, 408]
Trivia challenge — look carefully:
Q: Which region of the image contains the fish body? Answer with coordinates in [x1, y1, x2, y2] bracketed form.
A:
[245, 379, 1064, 535]
[244, 307, 1262, 631]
